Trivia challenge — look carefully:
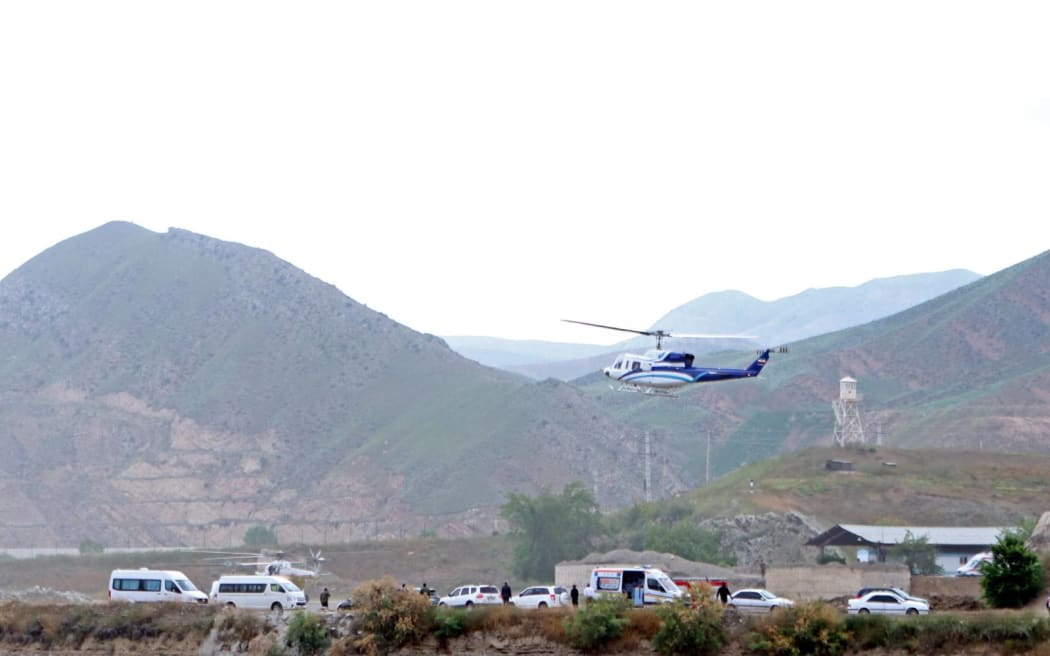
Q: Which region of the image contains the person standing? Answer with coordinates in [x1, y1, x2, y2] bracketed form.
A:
[501, 581, 512, 605]
[319, 587, 330, 609]
[570, 584, 579, 608]
[716, 582, 731, 605]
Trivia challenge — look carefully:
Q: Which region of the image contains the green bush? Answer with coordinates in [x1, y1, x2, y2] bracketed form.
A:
[285, 612, 330, 656]
[431, 607, 466, 641]
[748, 602, 849, 656]
[243, 524, 279, 547]
[651, 593, 725, 656]
[981, 533, 1045, 608]
[563, 595, 631, 653]
[352, 576, 433, 655]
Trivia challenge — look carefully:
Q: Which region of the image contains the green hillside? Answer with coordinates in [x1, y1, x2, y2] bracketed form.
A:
[652, 445, 1050, 527]
[0, 222, 643, 548]
[577, 250, 1050, 489]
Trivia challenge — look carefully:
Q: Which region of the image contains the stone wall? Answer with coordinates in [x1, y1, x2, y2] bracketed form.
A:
[766, 563, 910, 600]
[911, 575, 983, 599]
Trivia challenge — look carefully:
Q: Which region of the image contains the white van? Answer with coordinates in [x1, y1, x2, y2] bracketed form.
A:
[109, 568, 209, 604]
[588, 566, 683, 604]
[955, 551, 993, 576]
[210, 575, 307, 611]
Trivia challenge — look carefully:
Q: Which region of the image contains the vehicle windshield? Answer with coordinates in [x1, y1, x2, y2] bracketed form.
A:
[176, 579, 198, 592]
[758, 590, 776, 600]
[283, 581, 301, 592]
[656, 576, 680, 593]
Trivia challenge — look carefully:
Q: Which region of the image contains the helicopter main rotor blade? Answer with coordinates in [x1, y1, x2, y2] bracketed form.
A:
[562, 319, 660, 337]
[671, 333, 757, 340]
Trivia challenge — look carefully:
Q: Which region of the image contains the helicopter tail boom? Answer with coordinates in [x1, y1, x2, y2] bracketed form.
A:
[747, 347, 788, 374]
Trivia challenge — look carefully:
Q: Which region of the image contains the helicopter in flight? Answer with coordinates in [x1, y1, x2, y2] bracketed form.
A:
[563, 319, 787, 396]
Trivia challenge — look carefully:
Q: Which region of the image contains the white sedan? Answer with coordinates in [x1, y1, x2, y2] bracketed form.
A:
[726, 589, 795, 613]
[508, 585, 570, 609]
[437, 585, 502, 608]
[848, 591, 930, 615]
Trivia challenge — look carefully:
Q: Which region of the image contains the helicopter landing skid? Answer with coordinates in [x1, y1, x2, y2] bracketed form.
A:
[609, 384, 678, 398]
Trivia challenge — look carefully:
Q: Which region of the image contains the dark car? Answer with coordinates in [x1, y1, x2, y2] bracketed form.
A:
[337, 597, 353, 612]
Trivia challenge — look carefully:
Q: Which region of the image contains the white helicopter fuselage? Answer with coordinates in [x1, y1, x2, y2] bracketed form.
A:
[604, 350, 699, 389]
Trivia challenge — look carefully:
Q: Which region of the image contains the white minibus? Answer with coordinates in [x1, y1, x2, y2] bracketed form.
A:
[210, 574, 307, 611]
[108, 568, 209, 604]
[588, 566, 683, 605]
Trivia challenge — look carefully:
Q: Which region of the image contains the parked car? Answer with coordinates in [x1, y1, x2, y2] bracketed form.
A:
[437, 585, 502, 608]
[337, 596, 353, 612]
[508, 585, 570, 609]
[855, 587, 928, 605]
[848, 590, 930, 615]
[726, 589, 794, 613]
[416, 587, 441, 606]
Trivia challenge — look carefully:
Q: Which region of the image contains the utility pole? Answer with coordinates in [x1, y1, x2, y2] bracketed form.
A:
[644, 432, 652, 503]
[705, 430, 711, 485]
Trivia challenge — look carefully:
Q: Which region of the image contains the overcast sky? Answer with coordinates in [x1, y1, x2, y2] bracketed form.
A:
[2, 1, 1048, 344]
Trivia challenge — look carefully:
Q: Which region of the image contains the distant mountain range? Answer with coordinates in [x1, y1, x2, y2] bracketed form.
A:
[444, 269, 982, 380]
[0, 221, 1045, 550]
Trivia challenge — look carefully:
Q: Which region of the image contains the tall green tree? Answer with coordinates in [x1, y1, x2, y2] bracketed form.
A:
[980, 532, 1044, 608]
[644, 523, 734, 566]
[501, 482, 605, 580]
[890, 531, 941, 575]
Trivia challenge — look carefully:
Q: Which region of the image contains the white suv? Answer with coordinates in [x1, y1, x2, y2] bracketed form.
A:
[437, 585, 501, 608]
[508, 585, 570, 609]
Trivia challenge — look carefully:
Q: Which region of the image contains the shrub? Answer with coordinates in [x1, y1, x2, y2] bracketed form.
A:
[216, 609, 265, 649]
[285, 612, 330, 656]
[562, 595, 630, 653]
[431, 607, 466, 641]
[78, 538, 105, 554]
[816, 552, 845, 565]
[651, 594, 725, 656]
[981, 533, 1045, 608]
[243, 524, 279, 547]
[352, 576, 433, 655]
[748, 601, 848, 656]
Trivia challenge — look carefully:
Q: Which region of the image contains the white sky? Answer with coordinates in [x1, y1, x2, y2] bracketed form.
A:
[2, 1, 1048, 344]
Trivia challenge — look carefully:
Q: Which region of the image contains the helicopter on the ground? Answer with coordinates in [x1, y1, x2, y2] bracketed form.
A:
[563, 319, 787, 397]
[201, 548, 325, 577]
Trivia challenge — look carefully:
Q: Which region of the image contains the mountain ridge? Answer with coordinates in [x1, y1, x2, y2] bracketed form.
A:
[446, 269, 981, 379]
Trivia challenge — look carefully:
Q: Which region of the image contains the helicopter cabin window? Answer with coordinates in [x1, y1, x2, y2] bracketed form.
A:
[631, 361, 641, 371]
[614, 359, 623, 370]
[684, 354, 694, 367]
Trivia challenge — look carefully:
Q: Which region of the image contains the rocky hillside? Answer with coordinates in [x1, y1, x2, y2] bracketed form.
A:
[0, 222, 643, 548]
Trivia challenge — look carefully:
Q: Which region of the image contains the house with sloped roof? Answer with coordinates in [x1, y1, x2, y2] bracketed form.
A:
[806, 524, 1006, 573]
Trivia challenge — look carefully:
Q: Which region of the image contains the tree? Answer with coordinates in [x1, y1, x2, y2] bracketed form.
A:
[501, 482, 606, 580]
[643, 523, 734, 566]
[78, 538, 105, 554]
[890, 531, 941, 575]
[285, 611, 331, 656]
[980, 532, 1044, 608]
[243, 524, 278, 548]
